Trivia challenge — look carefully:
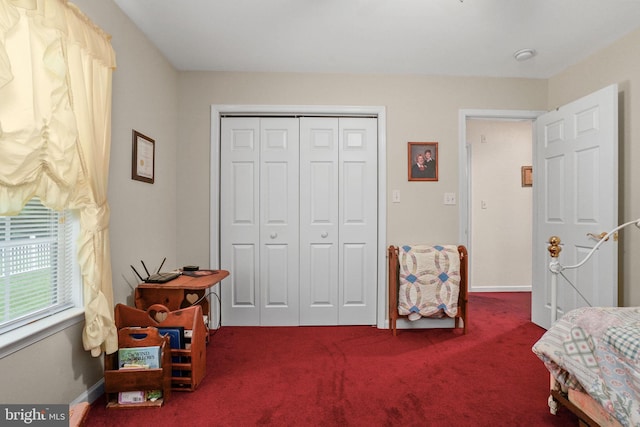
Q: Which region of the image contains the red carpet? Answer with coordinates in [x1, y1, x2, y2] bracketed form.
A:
[86, 293, 578, 426]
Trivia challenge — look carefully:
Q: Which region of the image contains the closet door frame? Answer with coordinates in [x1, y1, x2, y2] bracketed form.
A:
[210, 105, 387, 329]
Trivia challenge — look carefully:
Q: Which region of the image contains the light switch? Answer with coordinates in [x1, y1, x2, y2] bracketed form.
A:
[481, 200, 487, 209]
[444, 193, 456, 205]
[392, 190, 400, 203]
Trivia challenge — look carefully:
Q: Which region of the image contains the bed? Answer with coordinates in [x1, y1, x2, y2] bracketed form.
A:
[387, 244, 468, 336]
[532, 219, 640, 427]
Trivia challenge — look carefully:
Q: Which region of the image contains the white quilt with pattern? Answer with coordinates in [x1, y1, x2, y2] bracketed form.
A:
[397, 244, 461, 320]
[532, 306, 640, 426]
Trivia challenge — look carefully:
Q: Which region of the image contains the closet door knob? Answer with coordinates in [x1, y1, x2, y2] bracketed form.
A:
[270, 232, 278, 239]
[321, 232, 328, 238]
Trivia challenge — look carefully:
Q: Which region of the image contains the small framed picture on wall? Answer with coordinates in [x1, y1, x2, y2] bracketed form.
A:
[521, 165, 533, 187]
[132, 130, 155, 184]
[408, 142, 438, 181]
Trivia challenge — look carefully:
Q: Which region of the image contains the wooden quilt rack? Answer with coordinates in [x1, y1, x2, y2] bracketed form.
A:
[387, 245, 468, 336]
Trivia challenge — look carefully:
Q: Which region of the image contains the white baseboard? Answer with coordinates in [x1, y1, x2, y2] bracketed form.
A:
[71, 379, 104, 406]
[469, 285, 532, 292]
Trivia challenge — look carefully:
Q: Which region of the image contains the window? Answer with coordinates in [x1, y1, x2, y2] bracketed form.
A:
[0, 198, 81, 340]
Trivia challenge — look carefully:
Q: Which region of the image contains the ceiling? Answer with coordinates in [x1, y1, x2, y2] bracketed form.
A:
[113, 0, 640, 79]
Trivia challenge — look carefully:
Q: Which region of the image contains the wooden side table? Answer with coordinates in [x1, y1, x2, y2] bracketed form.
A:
[134, 270, 229, 322]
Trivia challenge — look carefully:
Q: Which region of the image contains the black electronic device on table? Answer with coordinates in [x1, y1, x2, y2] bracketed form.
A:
[130, 257, 180, 284]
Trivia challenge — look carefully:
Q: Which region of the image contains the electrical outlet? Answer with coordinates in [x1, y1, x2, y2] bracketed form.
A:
[444, 193, 456, 205]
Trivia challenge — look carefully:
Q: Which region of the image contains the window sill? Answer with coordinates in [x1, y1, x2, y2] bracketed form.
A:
[0, 308, 85, 359]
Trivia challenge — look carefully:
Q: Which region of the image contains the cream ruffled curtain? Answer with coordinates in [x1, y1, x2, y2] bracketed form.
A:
[0, 0, 117, 356]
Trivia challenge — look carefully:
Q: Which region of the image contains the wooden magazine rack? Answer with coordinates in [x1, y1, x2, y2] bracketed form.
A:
[114, 303, 207, 391]
[104, 327, 172, 408]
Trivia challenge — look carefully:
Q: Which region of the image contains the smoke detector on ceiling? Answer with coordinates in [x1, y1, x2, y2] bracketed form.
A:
[514, 48, 537, 61]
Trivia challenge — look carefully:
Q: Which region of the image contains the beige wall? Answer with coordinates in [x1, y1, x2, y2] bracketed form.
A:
[0, 0, 179, 404]
[468, 119, 533, 290]
[176, 72, 547, 265]
[547, 27, 640, 306]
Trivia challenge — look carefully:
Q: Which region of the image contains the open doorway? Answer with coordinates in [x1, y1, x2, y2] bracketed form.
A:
[458, 110, 544, 292]
[467, 118, 533, 291]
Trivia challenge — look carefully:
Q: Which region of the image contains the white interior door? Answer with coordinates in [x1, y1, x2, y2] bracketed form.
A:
[259, 119, 300, 325]
[299, 118, 339, 325]
[220, 117, 299, 326]
[220, 118, 260, 325]
[337, 118, 378, 325]
[222, 115, 377, 326]
[299, 118, 378, 325]
[532, 84, 618, 328]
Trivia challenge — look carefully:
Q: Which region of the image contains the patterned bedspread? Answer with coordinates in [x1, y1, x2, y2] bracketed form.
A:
[397, 245, 460, 320]
[532, 306, 640, 426]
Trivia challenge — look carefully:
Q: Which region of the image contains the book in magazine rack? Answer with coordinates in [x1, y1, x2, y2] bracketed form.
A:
[103, 327, 172, 408]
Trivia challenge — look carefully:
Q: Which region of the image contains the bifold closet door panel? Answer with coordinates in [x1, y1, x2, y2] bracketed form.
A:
[299, 117, 378, 325]
[299, 118, 340, 325]
[221, 118, 300, 326]
[338, 118, 378, 325]
[220, 118, 261, 326]
[259, 118, 300, 326]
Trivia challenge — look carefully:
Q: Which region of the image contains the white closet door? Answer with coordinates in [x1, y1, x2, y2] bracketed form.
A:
[299, 118, 340, 325]
[299, 117, 378, 325]
[221, 117, 299, 326]
[222, 116, 376, 326]
[259, 118, 300, 325]
[220, 118, 261, 325]
[338, 118, 378, 325]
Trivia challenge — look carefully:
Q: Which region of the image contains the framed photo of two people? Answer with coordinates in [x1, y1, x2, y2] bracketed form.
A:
[408, 142, 438, 181]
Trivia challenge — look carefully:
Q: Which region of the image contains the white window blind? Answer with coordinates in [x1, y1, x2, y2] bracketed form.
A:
[0, 198, 75, 335]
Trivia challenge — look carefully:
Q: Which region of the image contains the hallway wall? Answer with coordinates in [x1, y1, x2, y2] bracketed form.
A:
[467, 119, 533, 290]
